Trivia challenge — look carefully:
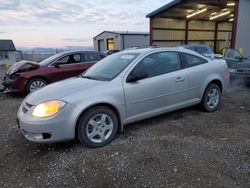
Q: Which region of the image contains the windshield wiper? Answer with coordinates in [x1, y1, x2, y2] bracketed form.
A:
[81, 75, 98, 80]
[81, 75, 110, 81]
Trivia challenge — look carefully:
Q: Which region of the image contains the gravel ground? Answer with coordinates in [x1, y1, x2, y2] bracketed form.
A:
[0, 67, 250, 187]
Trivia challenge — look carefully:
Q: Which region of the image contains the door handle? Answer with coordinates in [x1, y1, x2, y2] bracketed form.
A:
[175, 77, 185, 82]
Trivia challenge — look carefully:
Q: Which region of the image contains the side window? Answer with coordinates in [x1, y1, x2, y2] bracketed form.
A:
[224, 49, 242, 59]
[132, 52, 181, 79]
[85, 53, 102, 62]
[182, 53, 208, 68]
[57, 54, 81, 64]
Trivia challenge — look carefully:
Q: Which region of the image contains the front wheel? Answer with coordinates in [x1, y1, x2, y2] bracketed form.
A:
[77, 106, 118, 148]
[26, 78, 47, 94]
[201, 84, 221, 112]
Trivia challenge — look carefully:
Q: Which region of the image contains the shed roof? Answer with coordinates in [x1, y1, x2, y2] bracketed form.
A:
[146, 0, 181, 18]
[146, 0, 234, 21]
[93, 31, 149, 39]
[0, 40, 16, 51]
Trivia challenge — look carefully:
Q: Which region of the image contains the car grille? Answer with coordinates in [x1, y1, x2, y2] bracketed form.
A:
[236, 68, 250, 74]
[22, 102, 33, 114]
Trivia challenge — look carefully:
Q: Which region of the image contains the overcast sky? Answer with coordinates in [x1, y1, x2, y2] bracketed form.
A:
[0, 0, 172, 48]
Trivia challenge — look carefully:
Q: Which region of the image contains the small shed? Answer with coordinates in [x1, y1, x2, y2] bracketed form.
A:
[0, 40, 16, 65]
[93, 31, 150, 52]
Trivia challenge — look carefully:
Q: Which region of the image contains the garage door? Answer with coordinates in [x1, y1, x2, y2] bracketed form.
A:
[98, 40, 105, 52]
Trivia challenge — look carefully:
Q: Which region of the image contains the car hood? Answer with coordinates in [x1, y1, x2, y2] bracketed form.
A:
[26, 77, 105, 105]
[231, 62, 250, 69]
[6, 60, 38, 75]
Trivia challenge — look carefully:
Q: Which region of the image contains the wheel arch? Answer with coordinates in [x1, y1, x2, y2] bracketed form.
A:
[206, 79, 223, 92]
[75, 103, 123, 139]
[25, 76, 49, 93]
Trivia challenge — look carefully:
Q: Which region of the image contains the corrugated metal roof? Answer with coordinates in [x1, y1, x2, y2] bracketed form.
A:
[146, 0, 182, 18]
[93, 31, 149, 39]
[0, 40, 16, 51]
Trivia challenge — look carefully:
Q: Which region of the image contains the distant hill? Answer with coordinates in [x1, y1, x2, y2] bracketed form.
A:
[17, 46, 94, 54]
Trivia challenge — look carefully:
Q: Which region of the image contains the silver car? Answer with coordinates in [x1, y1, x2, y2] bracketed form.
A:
[17, 48, 229, 147]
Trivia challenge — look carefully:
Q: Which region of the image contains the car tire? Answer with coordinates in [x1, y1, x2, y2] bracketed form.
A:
[26, 78, 47, 94]
[201, 84, 221, 112]
[77, 106, 119, 148]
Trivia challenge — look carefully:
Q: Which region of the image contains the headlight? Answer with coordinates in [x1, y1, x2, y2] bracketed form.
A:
[229, 68, 236, 73]
[32, 100, 66, 118]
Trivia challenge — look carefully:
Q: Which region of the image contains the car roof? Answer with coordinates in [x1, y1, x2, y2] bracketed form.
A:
[58, 50, 103, 56]
[119, 47, 210, 60]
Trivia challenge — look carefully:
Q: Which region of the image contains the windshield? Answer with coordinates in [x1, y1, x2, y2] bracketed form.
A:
[39, 52, 65, 66]
[82, 53, 139, 81]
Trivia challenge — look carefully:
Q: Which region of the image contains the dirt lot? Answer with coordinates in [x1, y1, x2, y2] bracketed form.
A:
[0, 67, 250, 188]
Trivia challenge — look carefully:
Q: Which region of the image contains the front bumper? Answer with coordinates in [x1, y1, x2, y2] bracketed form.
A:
[17, 101, 76, 143]
[0, 74, 26, 94]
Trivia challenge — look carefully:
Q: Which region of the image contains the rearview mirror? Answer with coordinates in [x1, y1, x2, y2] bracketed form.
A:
[127, 71, 148, 83]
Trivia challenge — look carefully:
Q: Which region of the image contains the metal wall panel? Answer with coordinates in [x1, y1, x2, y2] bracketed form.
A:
[188, 31, 214, 40]
[153, 30, 185, 40]
[153, 41, 183, 47]
[153, 18, 186, 29]
[235, 0, 250, 56]
[218, 23, 233, 31]
[189, 21, 215, 30]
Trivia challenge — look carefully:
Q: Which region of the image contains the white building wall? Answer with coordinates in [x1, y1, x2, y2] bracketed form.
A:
[122, 35, 150, 49]
[94, 32, 150, 52]
[0, 51, 16, 65]
[93, 32, 120, 52]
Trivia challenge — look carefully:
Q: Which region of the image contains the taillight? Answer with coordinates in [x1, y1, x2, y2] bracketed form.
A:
[224, 73, 229, 79]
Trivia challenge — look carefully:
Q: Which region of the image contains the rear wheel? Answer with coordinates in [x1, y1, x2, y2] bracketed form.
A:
[26, 78, 47, 94]
[77, 106, 118, 148]
[201, 84, 221, 112]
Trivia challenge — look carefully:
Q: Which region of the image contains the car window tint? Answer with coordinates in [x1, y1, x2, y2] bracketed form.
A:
[195, 46, 207, 54]
[57, 54, 81, 64]
[133, 52, 181, 79]
[85, 53, 102, 62]
[225, 49, 242, 58]
[183, 53, 208, 68]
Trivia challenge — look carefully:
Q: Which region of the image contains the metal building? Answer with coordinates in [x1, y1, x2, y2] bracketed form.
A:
[93, 31, 150, 52]
[0, 39, 16, 65]
[146, 0, 250, 56]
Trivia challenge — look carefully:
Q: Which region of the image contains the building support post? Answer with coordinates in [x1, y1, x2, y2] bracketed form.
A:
[185, 19, 189, 44]
[214, 22, 218, 53]
[150, 18, 153, 46]
[231, 0, 239, 48]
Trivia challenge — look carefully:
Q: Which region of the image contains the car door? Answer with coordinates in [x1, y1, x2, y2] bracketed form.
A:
[224, 48, 244, 67]
[47, 53, 83, 82]
[123, 51, 189, 120]
[180, 52, 210, 100]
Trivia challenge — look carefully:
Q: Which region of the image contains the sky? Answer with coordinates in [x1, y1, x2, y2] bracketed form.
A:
[0, 0, 172, 48]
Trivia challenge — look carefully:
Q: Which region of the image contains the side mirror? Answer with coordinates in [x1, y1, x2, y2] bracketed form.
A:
[127, 71, 148, 83]
[54, 63, 60, 68]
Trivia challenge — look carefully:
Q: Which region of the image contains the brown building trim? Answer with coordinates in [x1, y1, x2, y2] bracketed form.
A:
[153, 39, 229, 42]
[150, 18, 153, 46]
[231, 0, 239, 48]
[185, 20, 189, 44]
[214, 22, 218, 52]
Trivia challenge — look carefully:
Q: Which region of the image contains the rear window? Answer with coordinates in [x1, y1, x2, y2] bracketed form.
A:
[182, 53, 208, 68]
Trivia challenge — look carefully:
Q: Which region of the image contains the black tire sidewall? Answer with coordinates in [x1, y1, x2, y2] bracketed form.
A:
[202, 84, 221, 112]
[26, 78, 47, 94]
[77, 106, 118, 148]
